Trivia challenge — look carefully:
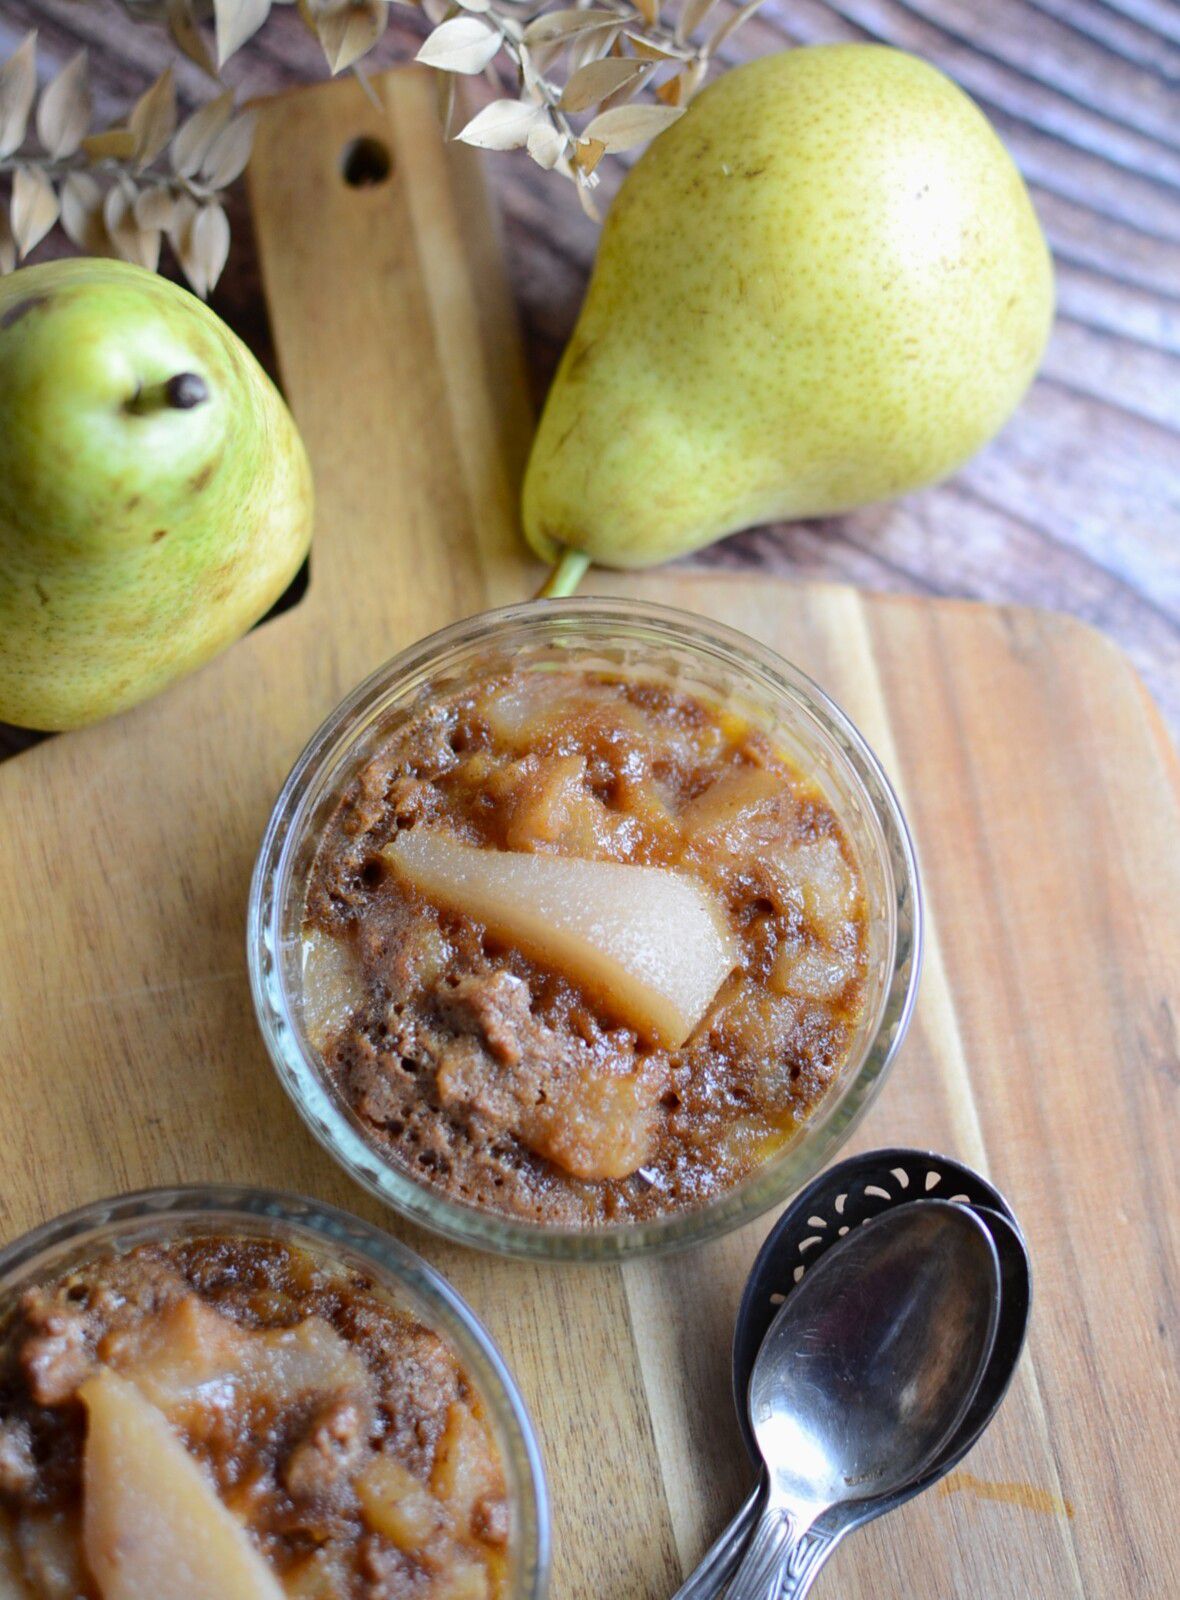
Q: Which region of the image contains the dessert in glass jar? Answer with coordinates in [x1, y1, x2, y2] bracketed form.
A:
[250, 600, 921, 1259]
[0, 1188, 547, 1598]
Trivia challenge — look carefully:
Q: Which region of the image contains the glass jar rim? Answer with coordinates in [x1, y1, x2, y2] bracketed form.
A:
[248, 596, 923, 1261]
[0, 1182, 550, 1600]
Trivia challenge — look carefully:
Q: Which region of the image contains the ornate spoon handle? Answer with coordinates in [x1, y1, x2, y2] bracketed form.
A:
[776, 1521, 842, 1600]
[723, 1505, 840, 1600]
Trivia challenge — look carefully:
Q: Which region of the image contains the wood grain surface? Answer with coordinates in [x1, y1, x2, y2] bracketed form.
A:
[0, 0, 1177, 768]
[0, 70, 1177, 1599]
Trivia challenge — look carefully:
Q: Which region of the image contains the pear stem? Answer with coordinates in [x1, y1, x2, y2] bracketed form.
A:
[126, 372, 209, 414]
[535, 547, 591, 599]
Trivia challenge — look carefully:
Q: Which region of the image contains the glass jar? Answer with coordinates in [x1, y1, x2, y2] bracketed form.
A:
[248, 598, 922, 1260]
[0, 1184, 549, 1598]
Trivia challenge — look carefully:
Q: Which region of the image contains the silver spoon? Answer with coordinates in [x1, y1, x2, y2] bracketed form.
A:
[673, 1150, 1031, 1600]
[680, 1208, 1028, 1599]
[720, 1200, 1001, 1599]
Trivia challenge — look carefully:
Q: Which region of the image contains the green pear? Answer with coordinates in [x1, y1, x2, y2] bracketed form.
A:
[523, 44, 1054, 589]
[0, 258, 313, 730]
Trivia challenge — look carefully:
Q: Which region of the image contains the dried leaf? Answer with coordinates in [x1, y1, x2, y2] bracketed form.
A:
[519, 45, 543, 97]
[575, 176, 602, 222]
[633, 0, 659, 26]
[655, 72, 683, 105]
[351, 61, 381, 111]
[171, 89, 233, 178]
[123, 223, 162, 272]
[317, 1, 389, 74]
[167, 194, 230, 296]
[564, 25, 620, 76]
[199, 110, 256, 188]
[436, 69, 457, 138]
[598, 64, 653, 112]
[526, 117, 565, 170]
[416, 16, 501, 74]
[522, 9, 617, 48]
[214, 0, 271, 66]
[134, 184, 178, 231]
[456, 0, 492, 11]
[455, 98, 542, 151]
[0, 205, 15, 275]
[679, 56, 707, 101]
[560, 56, 647, 113]
[82, 126, 137, 162]
[60, 169, 107, 252]
[582, 101, 683, 152]
[573, 135, 606, 174]
[168, 190, 197, 234]
[167, 0, 218, 78]
[129, 68, 177, 170]
[706, 0, 767, 57]
[36, 49, 91, 161]
[167, 192, 200, 290]
[676, 0, 720, 43]
[624, 31, 690, 61]
[0, 31, 37, 160]
[191, 202, 230, 295]
[103, 181, 159, 271]
[11, 166, 59, 258]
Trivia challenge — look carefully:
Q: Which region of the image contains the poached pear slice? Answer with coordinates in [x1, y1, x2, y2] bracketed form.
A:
[80, 1368, 284, 1600]
[383, 830, 736, 1049]
[104, 1294, 372, 1419]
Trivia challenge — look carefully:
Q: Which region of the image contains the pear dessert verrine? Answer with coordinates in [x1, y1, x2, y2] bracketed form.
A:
[292, 627, 881, 1236]
[252, 603, 919, 1255]
[0, 1200, 531, 1600]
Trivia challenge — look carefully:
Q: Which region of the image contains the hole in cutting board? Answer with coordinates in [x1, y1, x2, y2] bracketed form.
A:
[341, 137, 393, 187]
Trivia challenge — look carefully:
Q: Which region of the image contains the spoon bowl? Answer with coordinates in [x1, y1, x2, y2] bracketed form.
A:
[672, 1151, 1031, 1600]
[734, 1148, 1022, 1453]
[725, 1199, 1001, 1599]
[750, 1201, 1001, 1519]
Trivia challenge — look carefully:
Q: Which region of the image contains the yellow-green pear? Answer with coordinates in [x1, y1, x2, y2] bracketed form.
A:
[524, 44, 1054, 589]
[0, 258, 313, 730]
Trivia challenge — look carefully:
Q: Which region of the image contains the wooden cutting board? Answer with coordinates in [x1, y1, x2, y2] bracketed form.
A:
[1, 71, 1176, 1599]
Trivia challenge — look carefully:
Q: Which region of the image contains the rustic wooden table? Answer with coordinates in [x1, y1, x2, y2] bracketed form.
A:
[1, 0, 1177, 756]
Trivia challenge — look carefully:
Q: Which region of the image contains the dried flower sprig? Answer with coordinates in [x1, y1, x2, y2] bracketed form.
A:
[1, 0, 766, 290]
[0, 35, 254, 294]
[414, 0, 754, 218]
